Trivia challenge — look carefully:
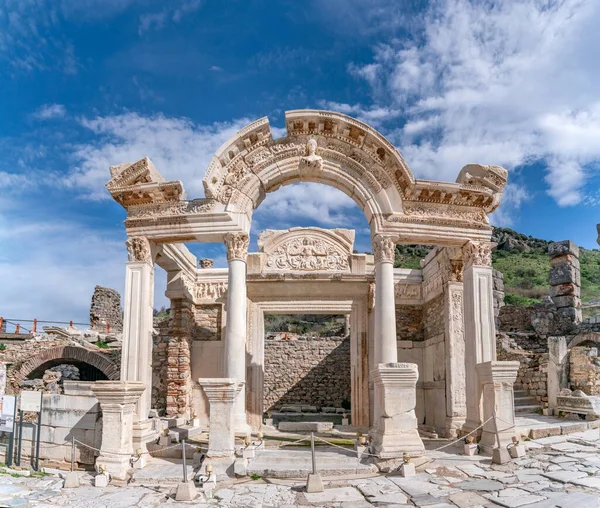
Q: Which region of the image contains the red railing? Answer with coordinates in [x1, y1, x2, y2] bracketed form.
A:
[0, 317, 108, 336]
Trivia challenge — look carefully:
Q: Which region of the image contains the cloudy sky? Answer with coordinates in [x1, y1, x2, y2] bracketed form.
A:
[1, 0, 600, 325]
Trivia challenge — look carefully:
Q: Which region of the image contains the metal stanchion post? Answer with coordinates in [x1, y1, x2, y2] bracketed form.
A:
[182, 439, 188, 483]
[306, 432, 324, 493]
[175, 438, 197, 501]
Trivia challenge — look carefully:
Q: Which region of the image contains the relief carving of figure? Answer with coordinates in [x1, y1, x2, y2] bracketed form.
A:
[300, 138, 323, 170]
[125, 237, 152, 263]
[266, 236, 348, 271]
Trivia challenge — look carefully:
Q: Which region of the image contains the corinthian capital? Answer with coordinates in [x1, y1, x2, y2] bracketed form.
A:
[125, 237, 152, 264]
[372, 235, 396, 264]
[224, 233, 250, 262]
[462, 241, 494, 268]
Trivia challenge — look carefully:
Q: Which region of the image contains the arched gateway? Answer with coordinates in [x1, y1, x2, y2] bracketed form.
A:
[106, 110, 518, 461]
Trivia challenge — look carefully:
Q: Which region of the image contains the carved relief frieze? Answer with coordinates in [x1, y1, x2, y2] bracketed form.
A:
[463, 241, 494, 268]
[126, 237, 152, 263]
[266, 236, 349, 271]
[438, 247, 464, 283]
[387, 202, 489, 230]
[127, 199, 215, 220]
[451, 291, 464, 334]
[395, 284, 422, 300]
[224, 233, 250, 262]
[299, 138, 323, 171]
[372, 235, 395, 264]
[422, 271, 443, 301]
[195, 282, 228, 301]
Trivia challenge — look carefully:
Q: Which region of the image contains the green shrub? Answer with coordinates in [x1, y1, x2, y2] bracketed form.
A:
[504, 293, 539, 306]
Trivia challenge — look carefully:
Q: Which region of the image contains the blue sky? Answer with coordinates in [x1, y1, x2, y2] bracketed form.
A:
[1, 0, 600, 324]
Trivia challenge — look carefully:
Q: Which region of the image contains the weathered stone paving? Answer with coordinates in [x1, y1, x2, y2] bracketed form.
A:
[4, 429, 600, 507]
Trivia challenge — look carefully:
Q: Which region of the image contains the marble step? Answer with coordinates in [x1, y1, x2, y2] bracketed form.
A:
[515, 404, 542, 413]
[514, 396, 538, 406]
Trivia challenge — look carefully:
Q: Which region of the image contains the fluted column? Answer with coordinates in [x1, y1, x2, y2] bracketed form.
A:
[373, 235, 398, 366]
[462, 241, 496, 432]
[224, 232, 251, 436]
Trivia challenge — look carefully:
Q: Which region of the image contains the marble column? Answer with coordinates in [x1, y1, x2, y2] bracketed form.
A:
[223, 232, 251, 436]
[121, 237, 157, 452]
[92, 381, 146, 481]
[198, 378, 243, 478]
[370, 363, 425, 458]
[462, 241, 496, 433]
[548, 336, 568, 411]
[373, 235, 398, 365]
[475, 361, 519, 453]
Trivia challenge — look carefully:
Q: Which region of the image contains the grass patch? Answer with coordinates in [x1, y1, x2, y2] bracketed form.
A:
[96, 340, 111, 349]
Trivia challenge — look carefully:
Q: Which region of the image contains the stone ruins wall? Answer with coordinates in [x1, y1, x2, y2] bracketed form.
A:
[192, 304, 222, 341]
[89, 286, 123, 332]
[492, 269, 505, 329]
[423, 294, 444, 339]
[569, 346, 600, 395]
[395, 305, 424, 341]
[152, 313, 171, 415]
[497, 334, 548, 403]
[549, 241, 582, 327]
[263, 336, 350, 411]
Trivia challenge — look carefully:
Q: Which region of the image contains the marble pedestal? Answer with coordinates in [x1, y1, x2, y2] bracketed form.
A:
[476, 361, 519, 454]
[370, 363, 424, 458]
[92, 381, 146, 481]
[199, 378, 243, 478]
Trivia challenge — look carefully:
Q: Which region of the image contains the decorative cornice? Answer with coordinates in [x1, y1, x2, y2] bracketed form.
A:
[224, 233, 250, 262]
[372, 235, 395, 264]
[126, 237, 152, 264]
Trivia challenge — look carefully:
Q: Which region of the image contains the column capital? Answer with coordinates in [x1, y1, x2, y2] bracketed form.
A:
[224, 233, 250, 262]
[438, 247, 464, 283]
[372, 235, 395, 264]
[126, 236, 153, 264]
[462, 241, 494, 268]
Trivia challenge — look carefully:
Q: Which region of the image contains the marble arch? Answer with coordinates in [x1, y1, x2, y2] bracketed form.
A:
[104, 109, 520, 472]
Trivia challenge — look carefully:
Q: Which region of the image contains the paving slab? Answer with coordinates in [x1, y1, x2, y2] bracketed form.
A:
[540, 470, 588, 483]
[571, 476, 600, 490]
[449, 490, 490, 507]
[486, 492, 547, 507]
[454, 479, 504, 491]
[304, 486, 365, 504]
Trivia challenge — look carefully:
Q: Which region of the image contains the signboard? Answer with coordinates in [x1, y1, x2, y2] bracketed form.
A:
[20, 390, 42, 412]
[0, 395, 16, 433]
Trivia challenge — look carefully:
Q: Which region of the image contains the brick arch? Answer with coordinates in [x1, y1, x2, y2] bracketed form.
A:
[14, 346, 120, 385]
[569, 332, 600, 349]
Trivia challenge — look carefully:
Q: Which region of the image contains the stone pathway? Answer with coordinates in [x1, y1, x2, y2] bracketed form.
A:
[3, 428, 600, 507]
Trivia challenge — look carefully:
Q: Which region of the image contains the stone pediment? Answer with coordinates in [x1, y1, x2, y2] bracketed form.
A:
[257, 227, 354, 272]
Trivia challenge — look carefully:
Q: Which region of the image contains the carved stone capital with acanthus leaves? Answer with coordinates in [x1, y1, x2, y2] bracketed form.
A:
[224, 233, 250, 262]
[125, 237, 152, 264]
[372, 235, 396, 264]
[438, 247, 464, 283]
[462, 241, 494, 268]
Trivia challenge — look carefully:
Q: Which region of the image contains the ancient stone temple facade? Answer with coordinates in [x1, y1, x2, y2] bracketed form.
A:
[104, 109, 517, 465]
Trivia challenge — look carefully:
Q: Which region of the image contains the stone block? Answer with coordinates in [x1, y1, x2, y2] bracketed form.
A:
[551, 283, 580, 297]
[278, 421, 333, 432]
[557, 307, 582, 321]
[94, 473, 109, 487]
[529, 426, 561, 439]
[321, 407, 336, 413]
[551, 254, 580, 270]
[549, 264, 579, 286]
[41, 409, 99, 430]
[301, 406, 317, 413]
[464, 443, 478, 456]
[400, 463, 416, 477]
[548, 240, 579, 259]
[552, 295, 580, 309]
[63, 472, 80, 489]
[175, 481, 198, 501]
[306, 473, 324, 493]
[280, 406, 302, 413]
[234, 457, 248, 476]
[509, 444, 526, 458]
[492, 447, 511, 464]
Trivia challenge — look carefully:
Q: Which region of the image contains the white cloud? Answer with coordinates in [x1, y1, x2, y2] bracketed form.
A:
[350, 0, 600, 206]
[65, 113, 252, 199]
[139, 0, 202, 34]
[33, 103, 66, 120]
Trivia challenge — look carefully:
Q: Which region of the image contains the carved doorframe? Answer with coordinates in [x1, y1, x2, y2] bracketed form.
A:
[246, 297, 369, 431]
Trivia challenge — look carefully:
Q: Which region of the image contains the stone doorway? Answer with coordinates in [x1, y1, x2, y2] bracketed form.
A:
[262, 314, 351, 421]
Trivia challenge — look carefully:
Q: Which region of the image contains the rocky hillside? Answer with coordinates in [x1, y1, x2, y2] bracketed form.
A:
[395, 227, 600, 307]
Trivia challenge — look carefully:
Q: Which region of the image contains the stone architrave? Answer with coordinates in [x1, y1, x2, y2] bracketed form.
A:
[462, 241, 496, 433]
[223, 233, 251, 436]
[475, 361, 519, 453]
[199, 378, 243, 477]
[370, 363, 425, 458]
[92, 381, 146, 480]
[373, 235, 398, 365]
[547, 336, 568, 411]
[121, 237, 157, 451]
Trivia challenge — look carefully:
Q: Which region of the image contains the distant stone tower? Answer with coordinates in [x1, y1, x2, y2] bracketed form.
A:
[549, 241, 582, 326]
[90, 286, 123, 332]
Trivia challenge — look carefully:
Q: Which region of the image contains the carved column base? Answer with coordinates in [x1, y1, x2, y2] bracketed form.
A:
[199, 378, 243, 478]
[476, 361, 519, 454]
[92, 381, 146, 480]
[370, 363, 424, 458]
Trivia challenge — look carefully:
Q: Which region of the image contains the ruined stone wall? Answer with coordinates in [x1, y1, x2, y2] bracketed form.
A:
[493, 269, 505, 329]
[423, 294, 444, 339]
[192, 304, 222, 341]
[497, 334, 548, 402]
[89, 286, 123, 332]
[499, 306, 535, 333]
[151, 314, 171, 415]
[569, 346, 600, 395]
[396, 305, 424, 341]
[263, 336, 350, 411]
[549, 241, 582, 327]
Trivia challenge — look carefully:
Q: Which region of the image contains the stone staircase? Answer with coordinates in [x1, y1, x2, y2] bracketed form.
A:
[514, 389, 542, 413]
